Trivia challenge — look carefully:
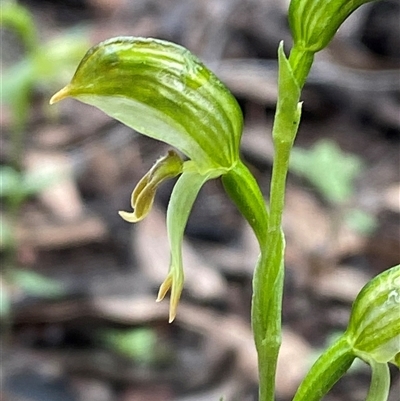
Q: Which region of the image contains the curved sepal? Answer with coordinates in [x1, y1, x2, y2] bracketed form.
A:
[50, 36, 243, 172]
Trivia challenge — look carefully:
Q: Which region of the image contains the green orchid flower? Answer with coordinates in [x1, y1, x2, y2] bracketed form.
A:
[293, 264, 400, 401]
[51, 37, 268, 322]
[347, 264, 400, 366]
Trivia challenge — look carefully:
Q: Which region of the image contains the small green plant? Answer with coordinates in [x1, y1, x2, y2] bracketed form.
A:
[290, 139, 364, 205]
[50, 0, 399, 399]
[290, 139, 377, 235]
[1, 0, 89, 170]
[0, 165, 65, 319]
[1, 1, 85, 321]
[101, 327, 161, 365]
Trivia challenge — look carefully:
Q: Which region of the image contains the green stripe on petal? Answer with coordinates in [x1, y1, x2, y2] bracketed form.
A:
[347, 264, 400, 364]
[50, 37, 243, 173]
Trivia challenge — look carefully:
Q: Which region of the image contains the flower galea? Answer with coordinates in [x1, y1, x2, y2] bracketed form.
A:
[51, 37, 268, 322]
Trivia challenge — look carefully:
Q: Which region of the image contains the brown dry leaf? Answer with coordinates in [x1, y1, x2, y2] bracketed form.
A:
[84, 142, 122, 196]
[87, 0, 127, 15]
[284, 185, 366, 286]
[120, 384, 173, 401]
[70, 377, 114, 401]
[242, 121, 274, 165]
[193, 220, 260, 276]
[174, 377, 248, 401]
[93, 296, 312, 394]
[334, 224, 367, 258]
[92, 296, 258, 384]
[284, 186, 331, 255]
[217, 59, 278, 106]
[25, 150, 83, 221]
[133, 206, 228, 302]
[17, 214, 108, 250]
[34, 125, 73, 148]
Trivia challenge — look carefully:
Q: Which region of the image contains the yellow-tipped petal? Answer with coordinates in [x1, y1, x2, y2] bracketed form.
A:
[169, 285, 181, 323]
[49, 85, 72, 104]
[118, 210, 142, 223]
[155, 273, 182, 323]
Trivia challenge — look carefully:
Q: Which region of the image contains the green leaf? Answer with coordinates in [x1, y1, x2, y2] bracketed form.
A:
[0, 1, 38, 54]
[50, 37, 243, 173]
[345, 209, 377, 235]
[101, 328, 158, 363]
[12, 270, 64, 298]
[2, 32, 89, 106]
[290, 139, 364, 204]
[0, 217, 14, 251]
[1, 11, 88, 136]
[289, 0, 377, 53]
[0, 166, 21, 199]
[0, 166, 65, 203]
[22, 168, 66, 197]
[0, 281, 11, 318]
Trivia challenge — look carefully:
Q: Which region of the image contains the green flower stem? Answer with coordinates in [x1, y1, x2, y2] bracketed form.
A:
[222, 161, 280, 401]
[251, 44, 313, 401]
[222, 160, 269, 246]
[253, 251, 284, 401]
[268, 142, 293, 236]
[366, 361, 390, 401]
[293, 335, 356, 401]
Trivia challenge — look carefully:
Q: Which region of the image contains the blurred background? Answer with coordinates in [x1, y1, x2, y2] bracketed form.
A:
[1, 0, 399, 400]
